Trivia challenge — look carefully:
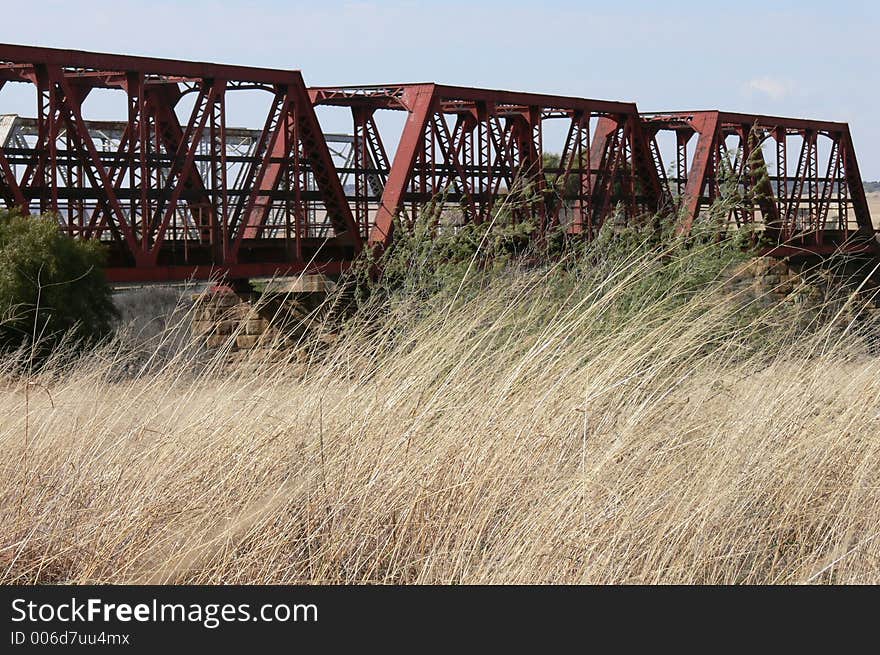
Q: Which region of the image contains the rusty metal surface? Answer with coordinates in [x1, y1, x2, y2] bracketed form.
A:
[311, 83, 664, 248]
[0, 44, 875, 283]
[0, 44, 359, 282]
[642, 111, 876, 256]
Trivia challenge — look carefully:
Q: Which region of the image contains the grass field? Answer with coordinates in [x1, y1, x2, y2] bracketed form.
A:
[2, 234, 879, 585]
[867, 192, 880, 229]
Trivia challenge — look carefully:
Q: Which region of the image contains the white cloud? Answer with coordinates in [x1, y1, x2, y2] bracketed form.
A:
[745, 76, 793, 101]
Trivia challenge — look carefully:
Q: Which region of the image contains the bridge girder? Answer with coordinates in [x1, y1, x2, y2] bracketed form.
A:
[0, 44, 875, 282]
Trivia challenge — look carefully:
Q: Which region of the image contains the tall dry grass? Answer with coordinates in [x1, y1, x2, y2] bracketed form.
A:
[1, 238, 880, 584]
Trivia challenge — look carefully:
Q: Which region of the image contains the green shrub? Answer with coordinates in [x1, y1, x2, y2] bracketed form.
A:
[0, 210, 117, 354]
[351, 201, 538, 302]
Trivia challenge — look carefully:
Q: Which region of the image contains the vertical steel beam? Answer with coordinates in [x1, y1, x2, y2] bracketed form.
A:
[841, 125, 872, 235]
[369, 84, 436, 248]
[677, 111, 720, 234]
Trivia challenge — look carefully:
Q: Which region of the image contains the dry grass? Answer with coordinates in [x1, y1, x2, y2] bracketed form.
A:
[2, 246, 880, 584]
[866, 191, 880, 230]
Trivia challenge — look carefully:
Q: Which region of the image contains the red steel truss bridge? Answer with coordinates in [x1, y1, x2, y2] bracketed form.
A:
[0, 44, 876, 283]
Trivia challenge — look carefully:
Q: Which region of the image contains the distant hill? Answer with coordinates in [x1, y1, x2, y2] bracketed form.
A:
[865, 181, 880, 193]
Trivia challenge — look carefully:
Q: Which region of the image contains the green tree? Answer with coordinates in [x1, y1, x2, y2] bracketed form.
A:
[0, 210, 117, 353]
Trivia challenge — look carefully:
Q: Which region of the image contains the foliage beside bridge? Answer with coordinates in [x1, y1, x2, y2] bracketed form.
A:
[0, 210, 117, 356]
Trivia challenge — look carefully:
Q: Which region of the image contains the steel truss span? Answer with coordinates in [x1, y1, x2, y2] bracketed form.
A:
[309, 84, 664, 247]
[642, 111, 876, 256]
[0, 45, 876, 283]
[0, 44, 360, 282]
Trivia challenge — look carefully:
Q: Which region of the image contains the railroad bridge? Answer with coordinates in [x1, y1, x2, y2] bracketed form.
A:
[0, 44, 876, 283]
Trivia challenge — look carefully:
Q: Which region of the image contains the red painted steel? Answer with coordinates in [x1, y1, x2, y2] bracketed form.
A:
[310, 84, 665, 248]
[0, 44, 361, 282]
[642, 111, 878, 256]
[0, 44, 876, 285]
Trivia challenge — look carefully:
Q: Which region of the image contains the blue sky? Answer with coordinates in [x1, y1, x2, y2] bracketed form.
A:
[1, 0, 878, 176]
